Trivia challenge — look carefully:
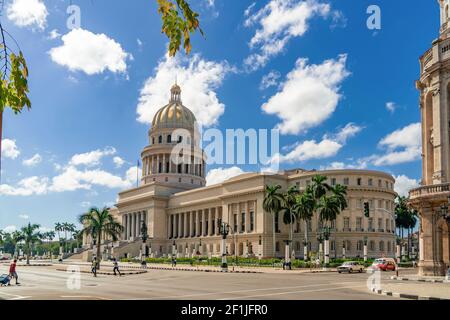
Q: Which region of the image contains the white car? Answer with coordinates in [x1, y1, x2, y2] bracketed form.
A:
[337, 261, 364, 273]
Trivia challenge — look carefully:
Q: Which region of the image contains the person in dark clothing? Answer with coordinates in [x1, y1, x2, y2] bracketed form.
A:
[113, 258, 122, 276]
[91, 257, 98, 277]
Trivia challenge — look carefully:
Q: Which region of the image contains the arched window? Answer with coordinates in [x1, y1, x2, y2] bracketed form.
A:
[357, 241, 363, 251]
[379, 241, 384, 252]
[158, 135, 162, 144]
[167, 135, 172, 143]
[178, 136, 183, 143]
[152, 137, 155, 145]
[369, 241, 375, 251]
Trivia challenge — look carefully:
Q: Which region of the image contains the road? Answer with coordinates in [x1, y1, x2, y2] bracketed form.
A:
[0, 264, 402, 300]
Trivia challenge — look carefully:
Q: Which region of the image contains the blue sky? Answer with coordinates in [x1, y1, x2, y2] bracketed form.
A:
[0, 0, 436, 232]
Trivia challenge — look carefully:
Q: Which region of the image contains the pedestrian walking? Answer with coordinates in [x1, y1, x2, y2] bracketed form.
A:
[91, 257, 98, 277]
[9, 259, 20, 285]
[171, 257, 177, 267]
[113, 258, 122, 276]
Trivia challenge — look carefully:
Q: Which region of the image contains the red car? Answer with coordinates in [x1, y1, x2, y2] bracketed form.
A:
[371, 258, 397, 271]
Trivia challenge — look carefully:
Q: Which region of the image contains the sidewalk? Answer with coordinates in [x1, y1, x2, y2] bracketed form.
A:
[372, 280, 450, 300]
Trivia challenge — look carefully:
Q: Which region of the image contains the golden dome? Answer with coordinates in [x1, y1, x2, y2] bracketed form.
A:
[151, 84, 196, 130]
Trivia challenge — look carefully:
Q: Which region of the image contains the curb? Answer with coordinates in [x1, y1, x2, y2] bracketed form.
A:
[390, 276, 449, 283]
[371, 288, 448, 300]
[56, 268, 147, 275]
[142, 266, 261, 274]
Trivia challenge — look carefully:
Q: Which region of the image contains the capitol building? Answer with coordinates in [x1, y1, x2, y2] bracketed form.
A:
[83, 84, 397, 260]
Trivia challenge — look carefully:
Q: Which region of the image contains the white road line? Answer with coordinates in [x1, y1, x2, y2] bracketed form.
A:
[0, 291, 29, 300]
[145, 281, 365, 300]
[220, 284, 369, 300]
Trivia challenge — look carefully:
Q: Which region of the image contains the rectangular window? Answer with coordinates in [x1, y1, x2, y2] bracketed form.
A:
[378, 179, 382, 187]
[357, 199, 363, 209]
[386, 219, 390, 231]
[357, 178, 362, 186]
[331, 178, 336, 186]
[369, 200, 374, 209]
[368, 218, 373, 231]
[378, 218, 383, 230]
[343, 178, 349, 185]
[250, 211, 254, 232]
[344, 217, 350, 230]
[241, 212, 246, 233]
[331, 220, 336, 229]
[233, 214, 238, 233]
[356, 217, 362, 230]
[368, 178, 373, 186]
[275, 212, 280, 233]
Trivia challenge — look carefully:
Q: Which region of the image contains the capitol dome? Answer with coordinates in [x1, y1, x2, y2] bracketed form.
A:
[151, 84, 196, 130]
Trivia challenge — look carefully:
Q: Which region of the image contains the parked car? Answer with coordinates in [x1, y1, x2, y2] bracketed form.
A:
[370, 258, 397, 272]
[337, 261, 364, 273]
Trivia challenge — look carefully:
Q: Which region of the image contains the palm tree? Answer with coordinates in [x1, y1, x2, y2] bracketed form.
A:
[79, 207, 123, 269]
[11, 231, 24, 258]
[43, 231, 55, 260]
[72, 230, 83, 251]
[20, 223, 41, 265]
[281, 186, 300, 257]
[63, 223, 76, 253]
[263, 185, 284, 258]
[293, 188, 315, 260]
[55, 222, 64, 256]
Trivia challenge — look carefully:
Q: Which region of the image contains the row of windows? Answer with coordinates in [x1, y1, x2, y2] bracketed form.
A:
[150, 134, 194, 146]
[295, 176, 394, 190]
[279, 240, 395, 253]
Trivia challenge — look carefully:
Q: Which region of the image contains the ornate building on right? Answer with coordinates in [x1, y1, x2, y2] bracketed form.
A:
[409, 0, 450, 276]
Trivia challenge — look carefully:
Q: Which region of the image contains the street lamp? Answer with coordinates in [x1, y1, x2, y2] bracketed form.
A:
[283, 240, 292, 270]
[322, 226, 331, 267]
[317, 232, 324, 263]
[363, 236, 368, 262]
[258, 235, 262, 260]
[342, 241, 346, 260]
[217, 219, 230, 272]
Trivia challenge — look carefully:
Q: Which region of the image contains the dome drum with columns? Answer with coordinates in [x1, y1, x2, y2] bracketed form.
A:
[140, 84, 206, 189]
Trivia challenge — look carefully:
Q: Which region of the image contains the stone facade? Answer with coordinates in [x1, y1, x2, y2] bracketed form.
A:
[83, 85, 396, 260]
[409, 0, 450, 276]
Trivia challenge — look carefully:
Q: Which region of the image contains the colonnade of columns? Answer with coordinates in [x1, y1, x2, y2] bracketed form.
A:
[122, 211, 148, 241]
[141, 154, 205, 178]
[168, 207, 223, 239]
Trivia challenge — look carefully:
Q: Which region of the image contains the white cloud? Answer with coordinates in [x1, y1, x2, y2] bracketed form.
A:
[0, 176, 49, 196]
[22, 154, 42, 167]
[48, 29, 61, 40]
[49, 28, 131, 75]
[3, 225, 17, 233]
[69, 147, 116, 167]
[49, 166, 133, 192]
[369, 123, 422, 166]
[262, 54, 350, 135]
[137, 54, 231, 127]
[260, 70, 281, 90]
[386, 101, 397, 113]
[125, 166, 142, 187]
[1, 139, 20, 159]
[113, 156, 126, 168]
[7, 0, 48, 30]
[244, 0, 331, 71]
[245, 2, 257, 17]
[206, 167, 246, 186]
[394, 175, 419, 197]
[18, 214, 29, 220]
[276, 123, 362, 164]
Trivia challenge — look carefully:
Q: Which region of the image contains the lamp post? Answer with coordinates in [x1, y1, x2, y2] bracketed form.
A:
[363, 236, 368, 262]
[342, 241, 346, 259]
[258, 235, 262, 260]
[245, 240, 249, 258]
[303, 239, 309, 262]
[396, 238, 401, 264]
[323, 226, 331, 268]
[317, 232, 324, 263]
[172, 240, 176, 260]
[218, 219, 230, 272]
[283, 240, 292, 270]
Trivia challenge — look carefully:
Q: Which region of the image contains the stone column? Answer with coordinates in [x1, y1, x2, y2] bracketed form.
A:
[184, 213, 188, 238]
[171, 214, 176, 239]
[127, 214, 131, 240]
[238, 205, 242, 233]
[208, 209, 212, 236]
[202, 210, 207, 236]
[196, 211, 201, 237]
[245, 202, 249, 233]
[178, 214, 183, 238]
[418, 204, 446, 276]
